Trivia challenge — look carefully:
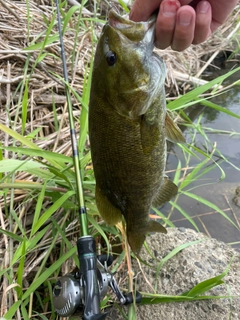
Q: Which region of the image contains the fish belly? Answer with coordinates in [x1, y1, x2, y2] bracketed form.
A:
[89, 99, 166, 223]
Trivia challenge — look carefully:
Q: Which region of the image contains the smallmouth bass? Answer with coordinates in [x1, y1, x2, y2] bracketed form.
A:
[89, 10, 185, 255]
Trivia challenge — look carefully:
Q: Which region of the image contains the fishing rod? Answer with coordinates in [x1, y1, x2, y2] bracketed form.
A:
[52, 1, 142, 319]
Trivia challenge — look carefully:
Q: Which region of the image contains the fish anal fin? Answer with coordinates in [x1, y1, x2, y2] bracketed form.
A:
[127, 220, 167, 256]
[148, 220, 167, 234]
[95, 185, 122, 225]
[152, 176, 178, 208]
[165, 111, 185, 143]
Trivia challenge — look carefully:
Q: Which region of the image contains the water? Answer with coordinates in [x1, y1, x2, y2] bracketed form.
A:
[162, 66, 240, 251]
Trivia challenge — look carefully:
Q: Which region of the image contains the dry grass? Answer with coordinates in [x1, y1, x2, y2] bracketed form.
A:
[0, 1, 239, 112]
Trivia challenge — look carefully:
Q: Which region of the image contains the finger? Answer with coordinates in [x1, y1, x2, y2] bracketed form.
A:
[178, 0, 196, 5]
[130, 0, 163, 22]
[129, 0, 194, 22]
[208, 0, 238, 31]
[172, 6, 196, 51]
[193, 1, 212, 44]
[155, 0, 181, 49]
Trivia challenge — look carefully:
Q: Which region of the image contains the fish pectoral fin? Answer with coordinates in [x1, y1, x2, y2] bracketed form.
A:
[152, 176, 178, 207]
[95, 185, 122, 226]
[127, 220, 167, 256]
[165, 110, 185, 143]
[140, 114, 160, 154]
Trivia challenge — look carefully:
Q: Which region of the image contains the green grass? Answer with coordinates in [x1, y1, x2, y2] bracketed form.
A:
[0, 1, 240, 319]
[141, 255, 235, 304]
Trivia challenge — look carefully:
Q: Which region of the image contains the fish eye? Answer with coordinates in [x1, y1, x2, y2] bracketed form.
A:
[106, 51, 117, 66]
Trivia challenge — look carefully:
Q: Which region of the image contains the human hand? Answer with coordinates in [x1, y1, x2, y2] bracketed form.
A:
[130, 0, 238, 51]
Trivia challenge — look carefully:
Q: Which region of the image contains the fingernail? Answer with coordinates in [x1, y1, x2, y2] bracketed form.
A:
[179, 11, 192, 26]
[163, 0, 179, 17]
[198, 1, 210, 13]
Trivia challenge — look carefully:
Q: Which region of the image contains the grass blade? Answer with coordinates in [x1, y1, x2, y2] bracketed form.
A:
[155, 239, 204, 291]
[183, 256, 234, 297]
[169, 200, 200, 231]
[182, 191, 238, 228]
[21, 79, 28, 135]
[31, 190, 75, 235]
[167, 67, 240, 111]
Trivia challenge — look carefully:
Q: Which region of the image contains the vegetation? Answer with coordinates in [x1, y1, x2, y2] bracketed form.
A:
[0, 0, 239, 319]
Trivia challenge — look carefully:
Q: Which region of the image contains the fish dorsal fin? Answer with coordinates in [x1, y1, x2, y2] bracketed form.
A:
[152, 176, 178, 208]
[165, 110, 185, 143]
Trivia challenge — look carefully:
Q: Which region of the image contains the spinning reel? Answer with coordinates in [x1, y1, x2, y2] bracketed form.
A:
[53, 236, 142, 319]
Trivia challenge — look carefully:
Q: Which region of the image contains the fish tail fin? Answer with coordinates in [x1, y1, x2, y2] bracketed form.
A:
[127, 220, 167, 256]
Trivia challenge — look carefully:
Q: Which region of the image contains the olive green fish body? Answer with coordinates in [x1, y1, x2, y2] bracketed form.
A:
[89, 11, 183, 255]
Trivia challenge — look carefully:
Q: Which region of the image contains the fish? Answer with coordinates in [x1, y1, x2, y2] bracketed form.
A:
[88, 10, 185, 255]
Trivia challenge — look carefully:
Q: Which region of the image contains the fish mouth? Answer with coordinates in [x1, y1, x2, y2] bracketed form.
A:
[108, 9, 155, 47]
[108, 10, 132, 29]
